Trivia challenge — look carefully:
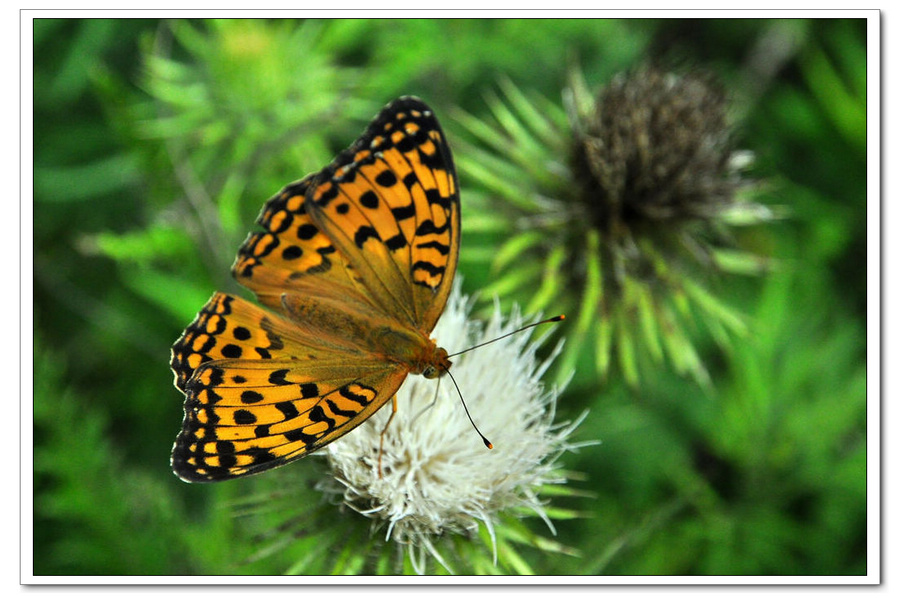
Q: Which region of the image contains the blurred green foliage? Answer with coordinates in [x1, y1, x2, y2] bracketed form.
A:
[32, 17, 867, 576]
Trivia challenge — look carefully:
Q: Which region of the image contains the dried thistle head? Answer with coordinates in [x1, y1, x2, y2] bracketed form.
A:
[456, 69, 773, 387]
[574, 68, 739, 228]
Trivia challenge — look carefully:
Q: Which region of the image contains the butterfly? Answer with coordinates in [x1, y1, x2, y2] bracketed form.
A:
[170, 97, 460, 482]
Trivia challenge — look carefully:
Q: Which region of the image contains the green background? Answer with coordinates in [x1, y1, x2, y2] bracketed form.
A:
[32, 18, 868, 576]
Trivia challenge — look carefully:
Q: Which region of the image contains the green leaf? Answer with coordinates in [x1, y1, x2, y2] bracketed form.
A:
[575, 229, 602, 337]
[35, 153, 140, 204]
[456, 154, 532, 210]
[682, 278, 748, 337]
[90, 224, 195, 264]
[492, 230, 546, 273]
[802, 41, 866, 153]
[615, 307, 639, 387]
[498, 76, 569, 151]
[121, 268, 216, 321]
[526, 245, 566, 315]
[483, 262, 541, 299]
[634, 281, 664, 363]
[593, 313, 613, 378]
[712, 248, 774, 275]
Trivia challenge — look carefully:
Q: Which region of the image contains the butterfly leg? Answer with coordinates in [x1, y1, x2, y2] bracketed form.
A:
[412, 377, 442, 425]
[378, 395, 399, 479]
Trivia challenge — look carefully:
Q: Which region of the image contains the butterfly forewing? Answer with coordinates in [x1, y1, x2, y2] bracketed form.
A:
[305, 97, 460, 332]
[231, 175, 368, 313]
[171, 97, 460, 482]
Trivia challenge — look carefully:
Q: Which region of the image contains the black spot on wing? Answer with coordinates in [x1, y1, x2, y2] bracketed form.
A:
[234, 409, 257, 424]
[385, 232, 408, 251]
[375, 170, 398, 187]
[354, 225, 381, 248]
[415, 220, 450, 236]
[297, 223, 318, 240]
[241, 390, 264, 404]
[339, 384, 376, 406]
[391, 203, 416, 221]
[360, 190, 380, 209]
[268, 369, 291, 386]
[416, 240, 450, 255]
[412, 261, 445, 277]
[275, 402, 300, 421]
[326, 398, 358, 418]
[221, 344, 243, 358]
[309, 405, 335, 430]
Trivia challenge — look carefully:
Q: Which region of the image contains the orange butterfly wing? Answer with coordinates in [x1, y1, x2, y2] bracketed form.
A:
[170, 97, 460, 482]
[170, 293, 408, 481]
[304, 100, 460, 332]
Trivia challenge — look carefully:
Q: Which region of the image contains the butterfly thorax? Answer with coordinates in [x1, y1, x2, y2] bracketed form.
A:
[369, 324, 451, 379]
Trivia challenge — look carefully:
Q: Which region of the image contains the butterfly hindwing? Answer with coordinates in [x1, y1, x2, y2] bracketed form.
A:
[171, 293, 408, 482]
[171, 292, 306, 394]
[173, 358, 407, 482]
[173, 359, 407, 482]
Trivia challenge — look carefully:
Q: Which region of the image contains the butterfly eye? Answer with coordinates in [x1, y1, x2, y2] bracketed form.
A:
[423, 366, 438, 379]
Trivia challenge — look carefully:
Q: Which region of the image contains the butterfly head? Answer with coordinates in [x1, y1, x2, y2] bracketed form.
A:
[419, 345, 451, 379]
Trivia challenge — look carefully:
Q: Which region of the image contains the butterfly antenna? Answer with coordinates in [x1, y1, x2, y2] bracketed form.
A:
[447, 315, 566, 359]
[443, 314, 565, 451]
[445, 369, 493, 450]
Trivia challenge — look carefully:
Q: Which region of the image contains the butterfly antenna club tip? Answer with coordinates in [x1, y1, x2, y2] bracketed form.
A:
[446, 369, 493, 450]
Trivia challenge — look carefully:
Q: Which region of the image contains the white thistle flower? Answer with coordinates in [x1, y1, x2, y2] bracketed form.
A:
[320, 285, 583, 574]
